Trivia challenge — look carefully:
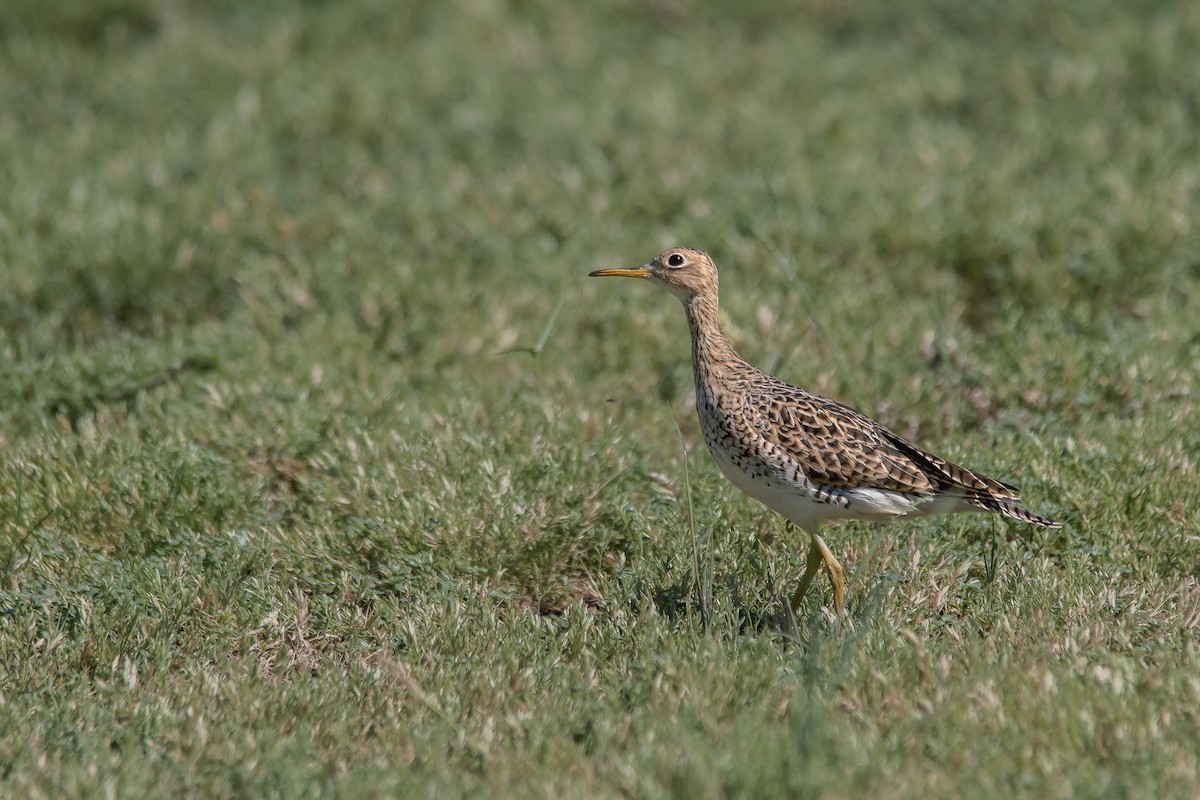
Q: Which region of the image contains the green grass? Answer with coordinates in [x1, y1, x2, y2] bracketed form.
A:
[3, 0, 1200, 796]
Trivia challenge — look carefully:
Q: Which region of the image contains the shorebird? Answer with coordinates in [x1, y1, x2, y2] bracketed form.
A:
[590, 247, 1061, 615]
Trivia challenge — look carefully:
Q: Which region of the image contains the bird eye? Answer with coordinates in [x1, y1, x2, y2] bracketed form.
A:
[667, 253, 686, 268]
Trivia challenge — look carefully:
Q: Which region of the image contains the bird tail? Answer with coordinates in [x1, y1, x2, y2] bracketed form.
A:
[971, 496, 1062, 529]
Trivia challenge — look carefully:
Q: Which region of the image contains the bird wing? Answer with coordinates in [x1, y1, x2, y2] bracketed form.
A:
[744, 378, 1020, 500]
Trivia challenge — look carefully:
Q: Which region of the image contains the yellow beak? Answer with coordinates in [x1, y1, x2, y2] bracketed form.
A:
[588, 267, 650, 278]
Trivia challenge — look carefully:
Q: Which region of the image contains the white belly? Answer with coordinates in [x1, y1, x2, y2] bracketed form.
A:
[704, 435, 934, 532]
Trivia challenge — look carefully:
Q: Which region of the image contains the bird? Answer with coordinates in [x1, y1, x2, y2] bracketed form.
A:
[589, 247, 1061, 615]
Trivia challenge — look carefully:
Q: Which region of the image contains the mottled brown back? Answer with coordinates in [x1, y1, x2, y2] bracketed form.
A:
[740, 367, 1022, 502]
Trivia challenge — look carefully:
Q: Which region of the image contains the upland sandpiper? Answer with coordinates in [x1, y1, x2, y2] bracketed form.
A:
[590, 247, 1061, 615]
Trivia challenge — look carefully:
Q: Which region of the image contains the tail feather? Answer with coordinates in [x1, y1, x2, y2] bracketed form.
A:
[883, 431, 1021, 500]
[971, 496, 1062, 528]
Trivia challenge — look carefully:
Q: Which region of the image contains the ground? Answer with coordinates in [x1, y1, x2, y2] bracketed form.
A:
[1, 0, 1199, 797]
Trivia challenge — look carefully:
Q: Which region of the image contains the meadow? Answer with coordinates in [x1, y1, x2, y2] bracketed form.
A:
[2, 0, 1199, 796]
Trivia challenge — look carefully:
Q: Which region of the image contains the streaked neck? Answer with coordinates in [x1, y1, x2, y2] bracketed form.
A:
[683, 292, 740, 376]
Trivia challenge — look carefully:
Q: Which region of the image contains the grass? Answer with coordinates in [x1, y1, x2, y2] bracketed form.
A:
[2, 0, 1199, 796]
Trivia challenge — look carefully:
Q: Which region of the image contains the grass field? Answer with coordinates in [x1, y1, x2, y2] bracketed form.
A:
[3, 0, 1200, 796]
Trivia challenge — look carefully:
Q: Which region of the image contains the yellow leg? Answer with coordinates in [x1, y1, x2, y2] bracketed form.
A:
[789, 537, 825, 613]
[790, 532, 846, 614]
[812, 533, 845, 614]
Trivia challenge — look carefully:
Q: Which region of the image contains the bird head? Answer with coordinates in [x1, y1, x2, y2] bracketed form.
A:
[589, 247, 717, 304]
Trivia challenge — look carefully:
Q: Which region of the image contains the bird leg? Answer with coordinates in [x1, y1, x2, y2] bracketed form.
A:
[789, 539, 825, 613]
[790, 532, 846, 614]
[813, 533, 846, 614]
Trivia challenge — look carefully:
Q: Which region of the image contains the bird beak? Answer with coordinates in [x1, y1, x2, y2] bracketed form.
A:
[588, 266, 651, 278]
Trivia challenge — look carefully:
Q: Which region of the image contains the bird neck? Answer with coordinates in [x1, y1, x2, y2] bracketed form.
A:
[683, 291, 740, 378]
